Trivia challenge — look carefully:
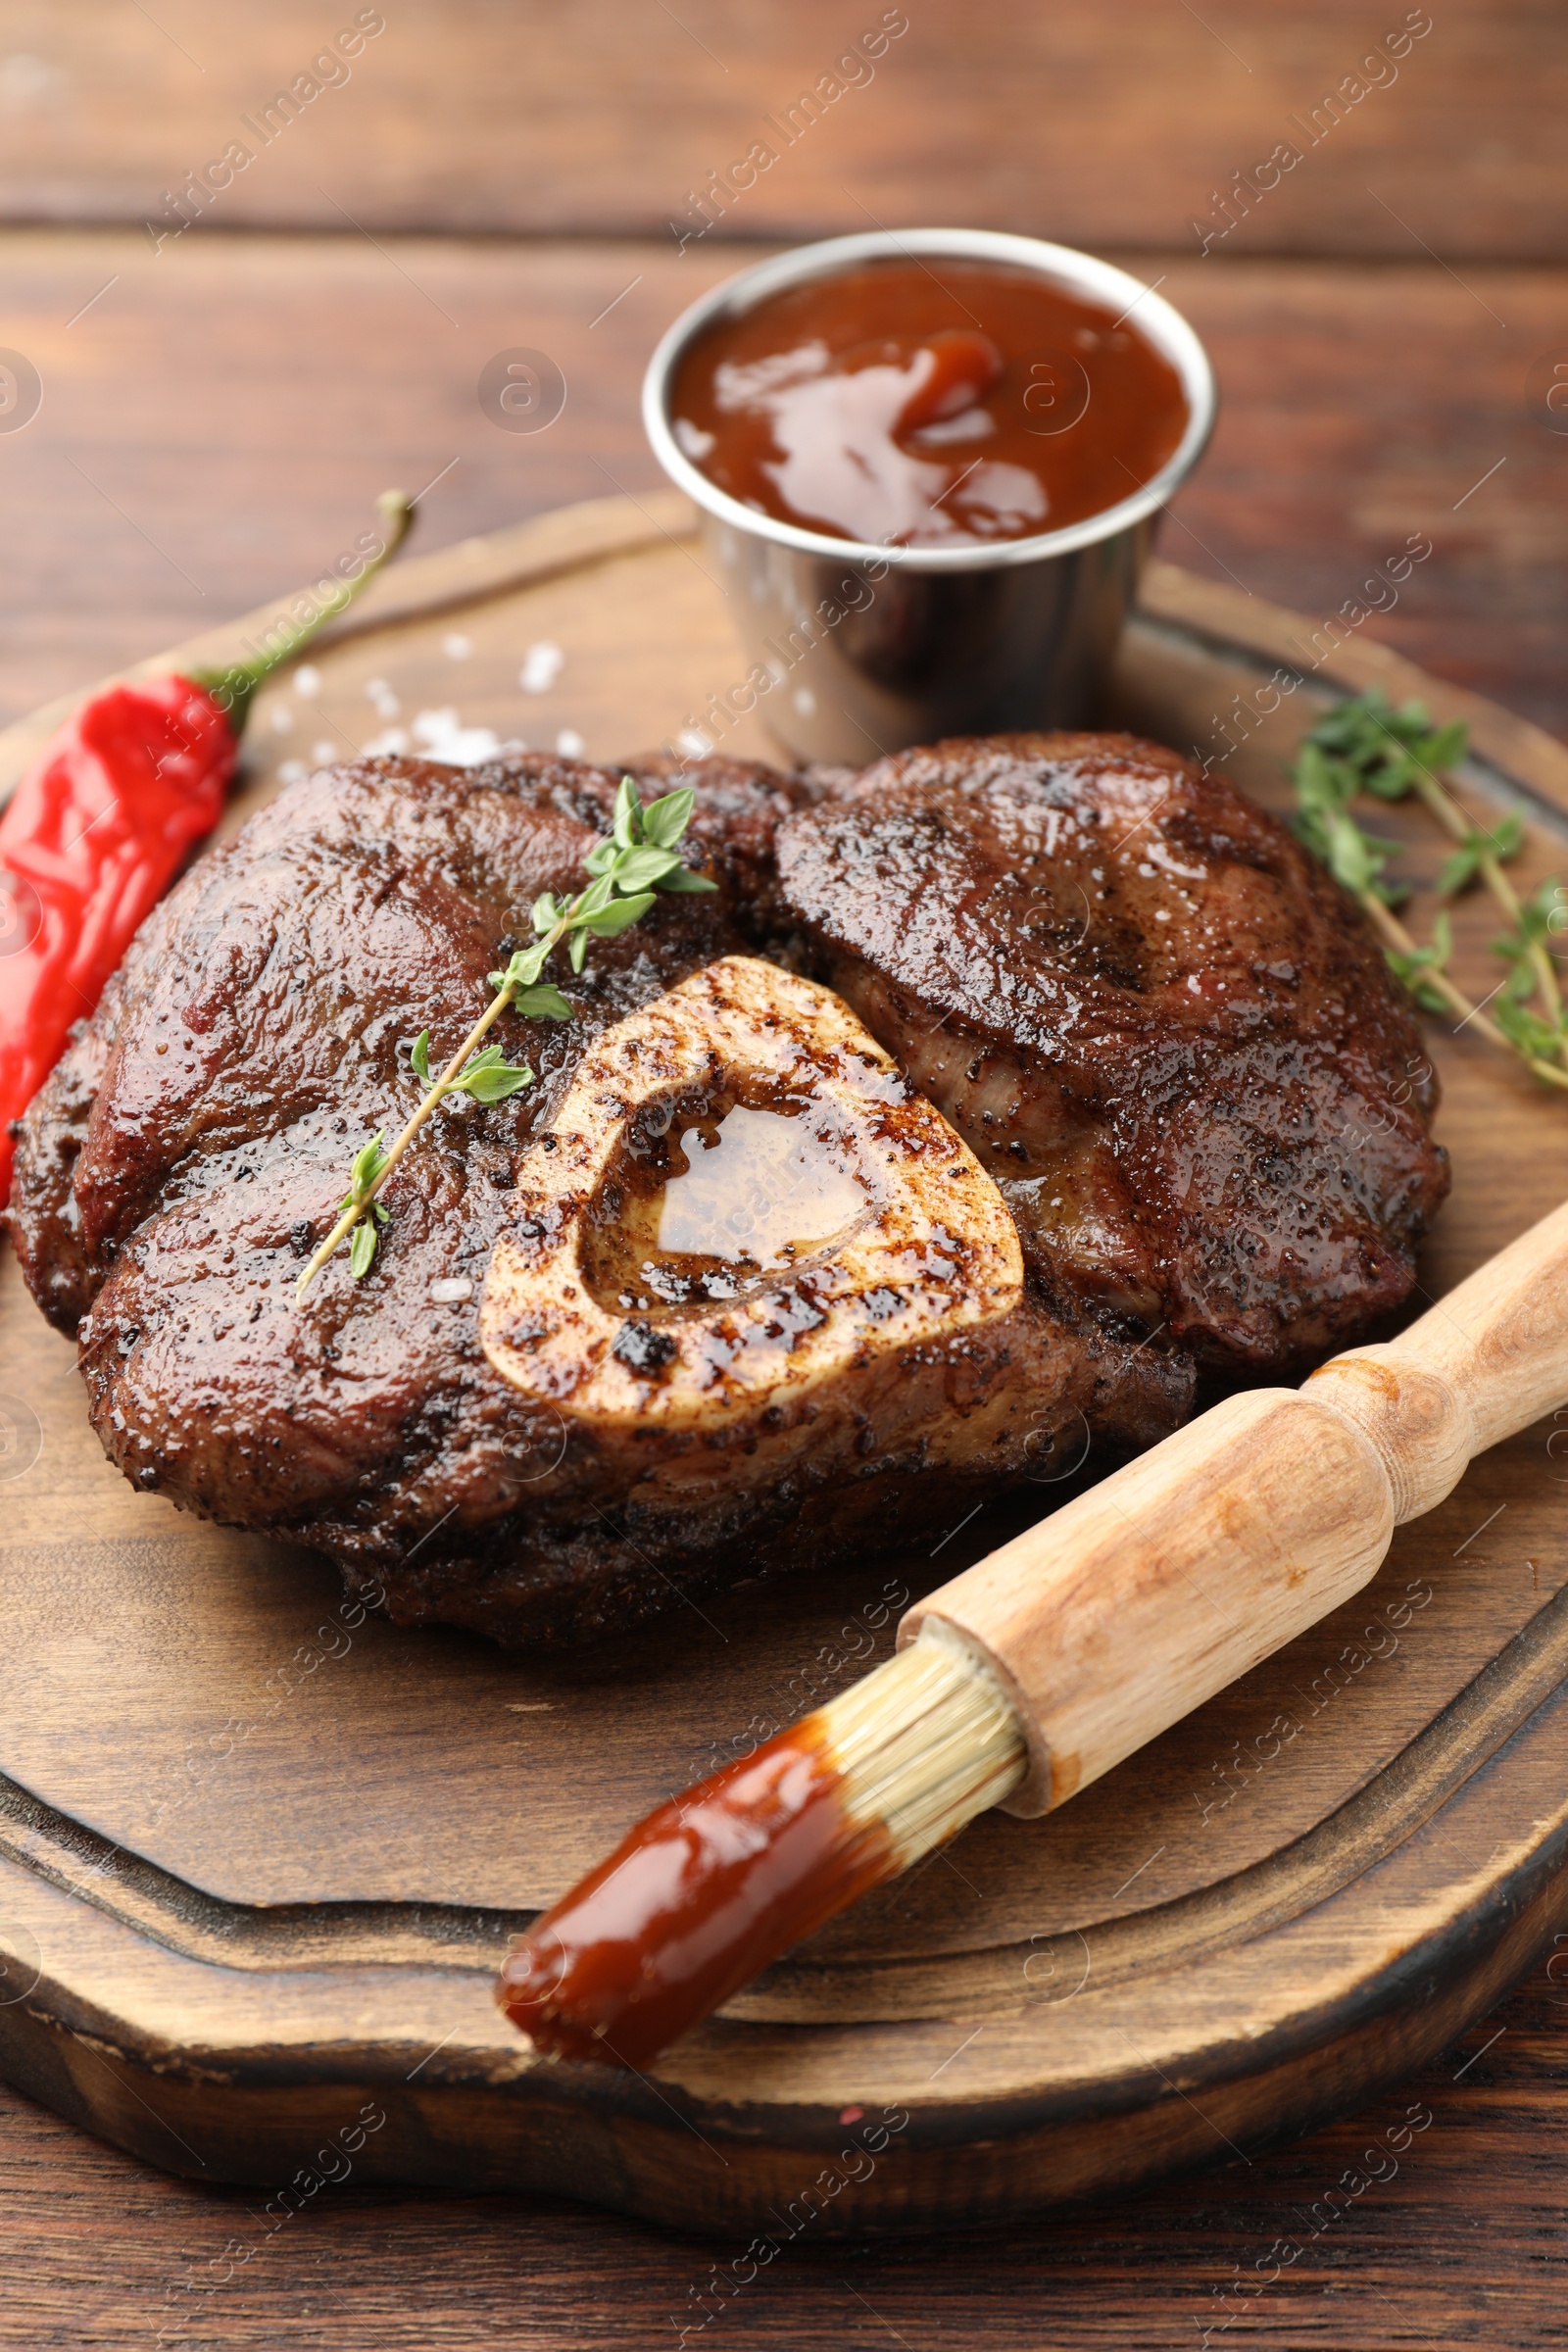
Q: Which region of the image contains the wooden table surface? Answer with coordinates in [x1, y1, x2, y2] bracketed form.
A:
[2, 2, 1566, 2342]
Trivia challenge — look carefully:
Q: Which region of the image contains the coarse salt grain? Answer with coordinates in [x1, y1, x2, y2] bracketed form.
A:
[519, 641, 564, 694]
[411, 708, 503, 766]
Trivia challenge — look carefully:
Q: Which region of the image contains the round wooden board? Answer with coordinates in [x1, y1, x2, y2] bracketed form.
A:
[2, 491, 1567, 2236]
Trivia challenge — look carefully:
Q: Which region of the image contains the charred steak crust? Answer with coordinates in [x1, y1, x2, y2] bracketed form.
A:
[6, 750, 1183, 1645]
[5, 735, 1445, 1646]
[10, 752, 804, 1340]
[775, 733, 1449, 1368]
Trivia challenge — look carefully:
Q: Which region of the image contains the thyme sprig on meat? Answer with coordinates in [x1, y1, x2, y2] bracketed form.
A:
[1290, 690, 1568, 1091]
[295, 777, 715, 1298]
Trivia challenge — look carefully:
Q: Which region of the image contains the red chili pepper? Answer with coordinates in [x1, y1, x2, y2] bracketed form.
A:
[0, 678, 236, 1202]
[0, 493, 413, 1206]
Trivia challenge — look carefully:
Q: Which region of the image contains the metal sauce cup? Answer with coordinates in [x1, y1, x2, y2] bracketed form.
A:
[643, 228, 1216, 765]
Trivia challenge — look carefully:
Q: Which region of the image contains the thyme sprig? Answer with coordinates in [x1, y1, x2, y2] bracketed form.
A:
[339, 1134, 393, 1280]
[1288, 690, 1568, 1091]
[296, 777, 715, 1297]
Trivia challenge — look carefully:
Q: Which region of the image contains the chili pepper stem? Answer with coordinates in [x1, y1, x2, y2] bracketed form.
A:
[1360, 893, 1568, 1091]
[295, 917, 571, 1298]
[194, 489, 415, 735]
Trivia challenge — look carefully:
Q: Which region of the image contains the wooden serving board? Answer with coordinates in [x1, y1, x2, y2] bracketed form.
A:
[2, 491, 1567, 2236]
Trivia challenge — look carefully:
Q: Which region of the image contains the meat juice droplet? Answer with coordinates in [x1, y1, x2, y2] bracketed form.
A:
[668, 256, 1189, 548]
[496, 1723, 894, 2067]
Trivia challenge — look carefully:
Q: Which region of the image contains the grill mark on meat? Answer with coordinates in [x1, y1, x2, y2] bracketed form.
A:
[776, 732, 1449, 1368]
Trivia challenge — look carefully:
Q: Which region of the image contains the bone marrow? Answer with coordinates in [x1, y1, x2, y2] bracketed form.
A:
[481, 956, 1024, 1446]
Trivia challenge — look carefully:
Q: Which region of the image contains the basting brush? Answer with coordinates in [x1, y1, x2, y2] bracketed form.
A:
[498, 1197, 1568, 2071]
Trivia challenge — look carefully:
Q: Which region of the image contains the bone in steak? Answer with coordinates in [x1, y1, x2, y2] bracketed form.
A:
[6, 750, 1184, 1646]
[775, 734, 1449, 1369]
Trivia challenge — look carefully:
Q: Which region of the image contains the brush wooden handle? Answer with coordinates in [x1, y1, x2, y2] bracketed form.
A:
[904, 1199, 1568, 1817]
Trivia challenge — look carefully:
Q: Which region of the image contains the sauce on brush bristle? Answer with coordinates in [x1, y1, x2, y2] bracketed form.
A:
[498, 1629, 1026, 2068]
[497, 1718, 894, 2068]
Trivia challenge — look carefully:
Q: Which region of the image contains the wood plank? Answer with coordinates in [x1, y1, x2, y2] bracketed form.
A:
[1, 1, 1563, 260]
[2, 5, 1561, 2322]
[0, 491, 698, 793]
[0, 1952, 1558, 2352]
[3, 230, 1564, 761]
[1, 1654, 1565, 2234]
[5, 514, 1565, 1953]
[3, 499, 1568, 2233]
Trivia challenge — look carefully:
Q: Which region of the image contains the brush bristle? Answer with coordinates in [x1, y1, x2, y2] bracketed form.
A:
[816, 1623, 1027, 1868]
[495, 1625, 1027, 2068]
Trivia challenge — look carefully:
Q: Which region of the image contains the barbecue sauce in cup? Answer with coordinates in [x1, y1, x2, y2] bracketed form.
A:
[668, 257, 1189, 549]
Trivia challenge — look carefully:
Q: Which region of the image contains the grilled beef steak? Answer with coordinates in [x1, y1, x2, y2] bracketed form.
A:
[7, 750, 1184, 1645]
[775, 734, 1449, 1369]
